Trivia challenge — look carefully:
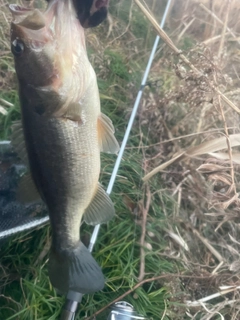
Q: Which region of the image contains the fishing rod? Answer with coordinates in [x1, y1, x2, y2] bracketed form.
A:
[60, 0, 173, 319]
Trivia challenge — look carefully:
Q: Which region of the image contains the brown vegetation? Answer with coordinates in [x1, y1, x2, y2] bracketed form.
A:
[1, 0, 240, 318]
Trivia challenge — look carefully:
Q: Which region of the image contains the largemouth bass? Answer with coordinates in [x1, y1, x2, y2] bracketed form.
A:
[9, 0, 119, 294]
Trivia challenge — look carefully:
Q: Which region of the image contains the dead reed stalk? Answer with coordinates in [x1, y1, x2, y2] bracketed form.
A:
[134, 0, 240, 115]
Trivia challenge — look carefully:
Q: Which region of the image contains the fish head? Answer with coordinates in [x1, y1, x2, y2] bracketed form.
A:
[9, 4, 58, 89]
[9, 1, 89, 110]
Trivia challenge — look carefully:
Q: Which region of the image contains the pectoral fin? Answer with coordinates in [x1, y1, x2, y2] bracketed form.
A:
[17, 174, 41, 204]
[83, 184, 115, 225]
[33, 88, 82, 121]
[63, 103, 82, 122]
[98, 113, 119, 154]
[11, 120, 29, 166]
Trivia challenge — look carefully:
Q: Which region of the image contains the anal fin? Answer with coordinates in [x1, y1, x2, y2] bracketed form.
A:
[83, 184, 115, 225]
[98, 113, 119, 154]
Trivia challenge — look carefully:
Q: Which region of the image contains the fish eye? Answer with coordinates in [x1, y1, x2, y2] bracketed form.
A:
[11, 39, 25, 57]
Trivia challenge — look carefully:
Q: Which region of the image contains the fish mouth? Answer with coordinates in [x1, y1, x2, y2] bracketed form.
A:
[9, 1, 86, 96]
[9, 4, 53, 51]
[9, 5, 33, 16]
[9, 5, 32, 14]
[9, 5, 46, 30]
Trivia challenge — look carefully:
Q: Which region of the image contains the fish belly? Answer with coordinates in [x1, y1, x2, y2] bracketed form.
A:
[21, 103, 100, 249]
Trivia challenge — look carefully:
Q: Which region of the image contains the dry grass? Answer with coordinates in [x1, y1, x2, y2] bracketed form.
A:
[132, 0, 240, 318]
[1, 0, 240, 319]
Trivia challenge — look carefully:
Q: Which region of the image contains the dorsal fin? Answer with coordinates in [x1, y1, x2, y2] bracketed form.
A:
[11, 120, 29, 166]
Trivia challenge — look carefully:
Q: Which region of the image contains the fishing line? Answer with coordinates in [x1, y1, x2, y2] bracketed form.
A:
[89, 0, 173, 253]
[61, 1, 173, 317]
[0, 1, 172, 319]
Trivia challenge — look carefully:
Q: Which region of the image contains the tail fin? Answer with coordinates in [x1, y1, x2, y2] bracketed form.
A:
[48, 241, 105, 294]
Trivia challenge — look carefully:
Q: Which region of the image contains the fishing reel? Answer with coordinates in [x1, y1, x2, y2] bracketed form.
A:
[107, 301, 146, 320]
[60, 297, 146, 320]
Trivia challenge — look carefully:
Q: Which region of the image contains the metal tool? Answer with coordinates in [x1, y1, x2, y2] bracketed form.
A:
[107, 301, 146, 320]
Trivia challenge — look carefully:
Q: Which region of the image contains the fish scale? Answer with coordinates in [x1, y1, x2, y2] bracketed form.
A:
[9, 0, 119, 294]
